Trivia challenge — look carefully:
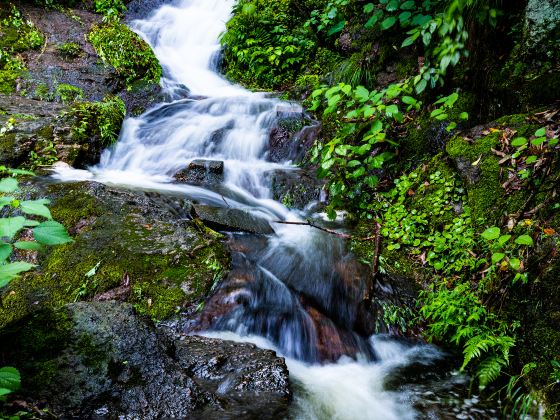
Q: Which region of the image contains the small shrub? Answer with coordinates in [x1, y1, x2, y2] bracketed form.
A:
[56, 42, 82, 58]
[67, 95, 126, 146]
[54, 83, 83, 104]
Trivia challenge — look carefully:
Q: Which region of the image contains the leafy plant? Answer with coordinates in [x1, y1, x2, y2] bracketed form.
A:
[54, 83, 83, 104]
[56, 42, 82, 58]
[0, 174, 73, 289]
[419, 281, 516, 389]
[66, 95, 126, 146]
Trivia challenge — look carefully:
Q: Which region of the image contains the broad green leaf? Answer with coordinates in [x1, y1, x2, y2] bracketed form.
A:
[481, 226, 500, 241]
[498, 235, 511, 246]
[400, 1, 415, 10]
[0, 216, 26, 240]
[381, 16, 397, 30]
[0, 366, 20, 394]
[0, 242, 12, 261]
[511, 137, 527, 147]
[33, 221, 73, 246]
[459, 112, 469, 120]
[20, 199, 52, 220]
[364, 3, 374, 13]
[525, 155, 538, 164]
[385, 0, 399, 12]
[0, 177, 18, 193]
[0, 261, 36, 288]
[355, 86, 370, 102]
[415, 79, 427, 94]
[327, 20, 346, 36]
[509, 258, 521, 271]
[401, 96, 417, 105]
[491, 253, 505, 264]
[515, 235, 534, 246]
[14, 241, 42, 251]
[0, 196, 15, 210]
[531, 137, 546, 146]
[534, 127, 546, 137]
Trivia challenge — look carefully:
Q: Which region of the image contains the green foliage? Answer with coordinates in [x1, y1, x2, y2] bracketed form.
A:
[0, 173, 73, 289]
[221, 2, 315, 89]
[309, 81, 419, 218]
[419, 281, 516, 389]
[54, 83, 83, 104]
[28, 141, 58, 168]
[94, 0, 127, 19]
[56, 42, 82, 58]
[88, 21, 161, 88]
[66, 96, 125, 146]
[0, 4, 44, 93]
[0, 366, 20, 396]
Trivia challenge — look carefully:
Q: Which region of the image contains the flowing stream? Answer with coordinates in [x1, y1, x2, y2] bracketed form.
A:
[53, 0, 500, 418]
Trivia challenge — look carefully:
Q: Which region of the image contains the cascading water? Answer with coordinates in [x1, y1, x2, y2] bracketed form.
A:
[53, 0, 499, 418]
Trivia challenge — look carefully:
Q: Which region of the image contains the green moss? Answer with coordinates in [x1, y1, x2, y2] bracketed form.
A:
[88, 21, 161, 88]
[0, 184, 230, 327]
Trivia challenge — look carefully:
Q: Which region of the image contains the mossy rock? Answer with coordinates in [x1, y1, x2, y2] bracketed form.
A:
[0, 181, 230, 328]
[445, 113, 540, 225]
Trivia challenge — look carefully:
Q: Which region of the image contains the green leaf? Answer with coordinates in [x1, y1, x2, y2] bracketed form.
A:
[327, 20, 346, 36]
[509, 258, 521, 271]
[0, 216, 26, 240]
[354, 86, 370, 102]
[0, 261, 36, 288]
[385, 0, 399, 12]
[459, 112, 469, 120]
[534, 127, 546, 137]
[381, 16, 397, 30]
[491, 253, 505, 264]
[511, 137, 527, 147]
[531, 137, 546, 147]
[525, 155, 538, 164]
[0, 243, 12, 261]
[20, 199, 52, 220]
[515, 235, 534, 246]
[0, 366, 20, 395]
[33, 221, 73, 246]
[14, 241, 42, 251]
[415, 79, 427, 94]
[481, 227, 500, 241]
[0, 177, 18, 193]
[400, 1, 415, 10]
[401, 96, 416, 105]
[364, 3, 374, 13]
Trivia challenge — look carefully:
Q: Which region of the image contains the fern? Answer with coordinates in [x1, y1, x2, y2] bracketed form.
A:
[477, 354, 507, 389]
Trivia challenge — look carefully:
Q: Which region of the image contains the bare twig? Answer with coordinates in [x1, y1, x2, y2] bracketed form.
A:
[273, 220, 378, 241]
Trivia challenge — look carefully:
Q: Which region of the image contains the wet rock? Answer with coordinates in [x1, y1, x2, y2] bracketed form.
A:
[0, 95, 66, 167]
[266, 168, 325, 209]
[524, 0, 560, 54]
[453, 156, 480, 185]
[268, 116, 319, 163]
[174, 159, 225, 185]
[0, 302, 291, 419]
[192, 204, 274, 234]
[176, 335, 291, 418]
[0, 180, 228, 326]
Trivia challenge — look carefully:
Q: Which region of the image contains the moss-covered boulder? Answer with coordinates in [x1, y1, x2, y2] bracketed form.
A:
[0, 180, 230, 328]
[0, 94, 125, 168]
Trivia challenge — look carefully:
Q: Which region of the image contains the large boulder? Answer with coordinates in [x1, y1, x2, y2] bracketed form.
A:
[174, 159, 225, 185]
[192, 204, 274, 234]
[0, 180, 229, 327]
[0, 302, 291, 418]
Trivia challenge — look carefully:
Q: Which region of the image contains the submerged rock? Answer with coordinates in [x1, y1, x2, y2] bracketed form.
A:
[266, 168, 325, 210]
[0, 302, 291, 419]
[174, 159, 225, 185]
[192, 204, 274, 234]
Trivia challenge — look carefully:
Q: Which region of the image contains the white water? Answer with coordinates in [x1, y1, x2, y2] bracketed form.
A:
[48, 0, 484, 418]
